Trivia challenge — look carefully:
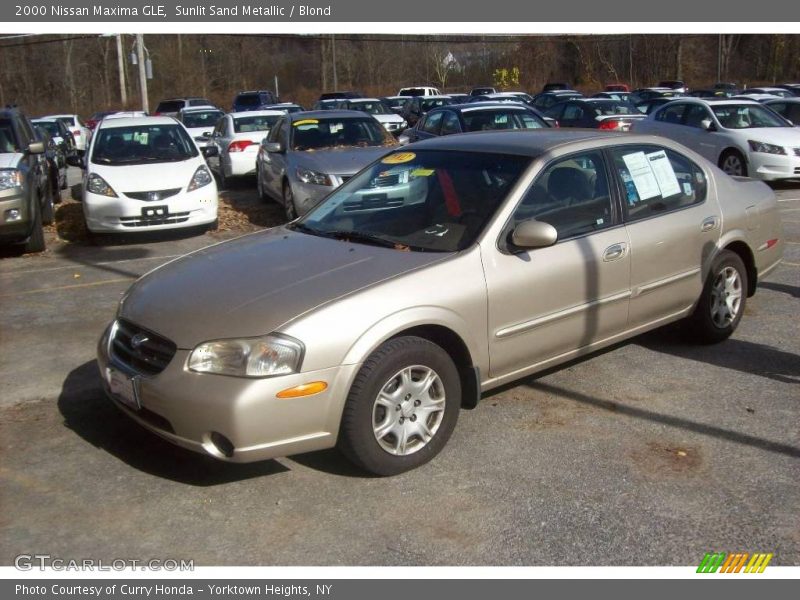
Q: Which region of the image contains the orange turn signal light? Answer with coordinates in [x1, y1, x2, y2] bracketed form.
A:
[276, 381, 328, 399]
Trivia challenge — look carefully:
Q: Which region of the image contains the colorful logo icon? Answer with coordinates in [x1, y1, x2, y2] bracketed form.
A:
[697, 552, 773, 573]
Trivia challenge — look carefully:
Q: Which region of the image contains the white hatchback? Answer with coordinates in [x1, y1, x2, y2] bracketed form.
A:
[78, 116, 218, 233]
[632, 98, 800, 181]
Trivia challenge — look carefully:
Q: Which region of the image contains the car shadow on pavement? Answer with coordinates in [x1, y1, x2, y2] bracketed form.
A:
[758, 280, 800, 299]
[636, 327, 800, 385]
[58, 360, 289, 485]
[54, 243, 155, 279]
[288, 449, 377, 479]
[526, 380, 800, 459]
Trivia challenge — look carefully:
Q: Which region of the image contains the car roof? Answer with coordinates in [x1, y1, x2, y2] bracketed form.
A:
[346, 98, 383, 103]
[437, 103, 533, 113]
[97, 116, 177, 128]
[229, 110, 285, 118]
[764, 97, 800, 104]
[180, 105, 221, 113]
[407, 129, 635, 157]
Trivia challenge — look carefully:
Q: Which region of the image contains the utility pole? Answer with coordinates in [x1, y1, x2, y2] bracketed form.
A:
[331, 34, 338, 91]
[116, 34, 127, 107]
[136, 33, 149, 113]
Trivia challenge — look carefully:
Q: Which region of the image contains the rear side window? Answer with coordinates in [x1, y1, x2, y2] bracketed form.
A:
[610, 145, 707, 222]
[235, 94, 261, 107]
[655, 104, 686, 124]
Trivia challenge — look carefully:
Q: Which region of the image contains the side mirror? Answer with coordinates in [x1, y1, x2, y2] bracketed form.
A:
[701, 118, 716, 132]
[511, 219, 558, 249]
[28, 141, 45, 154]
[66, 154, 84, 168]
[201, 146, 219, 158]
[264, 141, 283, 153]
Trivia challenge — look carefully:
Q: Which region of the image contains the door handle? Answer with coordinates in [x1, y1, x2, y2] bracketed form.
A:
[603, 243, 627, 262]
[701, 216, 719, 232]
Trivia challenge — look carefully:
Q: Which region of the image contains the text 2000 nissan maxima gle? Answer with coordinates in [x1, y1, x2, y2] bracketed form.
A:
[98, 130, 783, 476]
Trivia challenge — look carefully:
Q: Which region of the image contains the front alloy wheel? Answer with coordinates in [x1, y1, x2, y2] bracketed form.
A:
[372, 365, 446, 456]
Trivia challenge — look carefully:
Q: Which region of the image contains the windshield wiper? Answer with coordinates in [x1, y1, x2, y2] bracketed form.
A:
[320, 229, 404, 249]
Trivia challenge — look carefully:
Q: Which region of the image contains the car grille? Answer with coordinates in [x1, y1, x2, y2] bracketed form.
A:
[343, 196, 405, 211]
[795, 167, 800, 175]
[111, 319, 177, 376]
[794, 148, 800, 157]
[124, 188, 182, 202]
[119, 211, 191, 227]
[374, 173, 401, 187]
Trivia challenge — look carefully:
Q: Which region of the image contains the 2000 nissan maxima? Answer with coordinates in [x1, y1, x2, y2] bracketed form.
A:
[98, 130, 783, 476]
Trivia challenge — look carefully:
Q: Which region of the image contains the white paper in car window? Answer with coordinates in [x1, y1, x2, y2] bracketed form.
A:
[622, 152, 660, 201]
[646, 150, 682, 197]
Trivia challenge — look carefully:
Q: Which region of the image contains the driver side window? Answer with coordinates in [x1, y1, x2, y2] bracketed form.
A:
[512, 151, 614, 240]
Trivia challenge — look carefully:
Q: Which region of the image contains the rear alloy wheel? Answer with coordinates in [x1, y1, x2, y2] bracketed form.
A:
[337, 336, 461, 476]
[719, 150, 748, 177]
[282, 181, 298, 221]
[687, 249, 747, 344]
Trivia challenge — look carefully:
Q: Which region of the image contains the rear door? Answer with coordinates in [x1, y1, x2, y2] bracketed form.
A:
[608, 144, 720, 329]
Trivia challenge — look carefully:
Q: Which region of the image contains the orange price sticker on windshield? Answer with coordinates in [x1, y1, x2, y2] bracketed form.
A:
[382, 152, 416, 164]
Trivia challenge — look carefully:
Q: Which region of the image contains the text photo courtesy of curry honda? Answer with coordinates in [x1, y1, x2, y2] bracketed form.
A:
[0, 34, 800, 475]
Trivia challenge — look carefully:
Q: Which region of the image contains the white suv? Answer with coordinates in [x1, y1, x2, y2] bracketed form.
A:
[397, 86, 441, 97]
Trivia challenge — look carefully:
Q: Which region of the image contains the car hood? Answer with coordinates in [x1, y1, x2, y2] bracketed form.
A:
[119, 226, 449, 348]
[0, 152, 23, 169]
[734, 127, 800, 145]
[290, 146, 393, 176]
[91, 159, 201, 192]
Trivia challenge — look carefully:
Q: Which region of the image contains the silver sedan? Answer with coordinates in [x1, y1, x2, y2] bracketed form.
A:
[98, 130, 783, 476]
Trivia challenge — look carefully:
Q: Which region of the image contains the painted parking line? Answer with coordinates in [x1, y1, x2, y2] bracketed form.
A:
[0, 254, 183, 277]
[0, 277, 134, 298]
[781, 261, 800, 267]
[777, 197, 800, 202]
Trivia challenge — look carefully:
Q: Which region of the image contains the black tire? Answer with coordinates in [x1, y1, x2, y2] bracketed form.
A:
[59, 169, 68, 191]
[23, 196, 46, 253]
[256, 164, 269, 202]
[337, 336, 461, 476]
[217, 165, 228, 190]
[687, 250, 747, 344]
[282, 181, 298, 221]
[41, 183, 55, 225]
[719, 150, 748, 177]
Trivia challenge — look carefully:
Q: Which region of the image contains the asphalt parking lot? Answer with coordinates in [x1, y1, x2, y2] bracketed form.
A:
[0, 169, 798, 566]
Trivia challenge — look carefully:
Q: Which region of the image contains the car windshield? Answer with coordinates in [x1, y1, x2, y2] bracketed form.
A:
[385, 98, 406, 108]
[155, 101, 183, 113]
[294, 150, 531, 252]
[712, 104, 789, 129]
[182, 110, 223, 128]
[91, 124, 198, 165]
[233, 114, 279, 133]
[421, 98, 453, 111]
[236, 94, 262, 107]
[291, 118, 394, 150]
[349, 102, 391, 115]
[55, 116, 76, 127]
[462, 110, 547, 131]
[33, 121, 61, 138]
[588, 101, 639, 115]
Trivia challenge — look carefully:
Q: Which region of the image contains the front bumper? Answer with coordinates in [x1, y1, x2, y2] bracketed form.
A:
[291, 179, 338, 216]
[83, 186, 218, 233]
[749, 151, 800, 181]
[97, 322, 359, 463]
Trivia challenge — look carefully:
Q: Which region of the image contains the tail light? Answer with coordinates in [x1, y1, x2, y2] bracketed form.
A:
[228, 140, 255, 153]
[553, 120, 560, 128]
[153, 112, 161, 116]
[598, 119, 624, 130]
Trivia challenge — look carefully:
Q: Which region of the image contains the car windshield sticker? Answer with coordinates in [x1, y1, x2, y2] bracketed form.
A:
[647, 150, 682, 197]
[382, 152, 416, 165]
[683, 182, 693, 195]
[411, 168, 434, 177]
[293, 119, 319, 127]
[622, 151, 660, 201]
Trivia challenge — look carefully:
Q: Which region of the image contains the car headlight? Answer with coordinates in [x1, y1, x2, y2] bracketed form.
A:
[748, 140, 786, 155]
[296, 167, 332, 186]
[400, 120, 408, 128]
[0, 169, 22, 190]
[187, 165, 213, 191]
[188, 334, 304, 378]
[87, 173, 117, 197]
